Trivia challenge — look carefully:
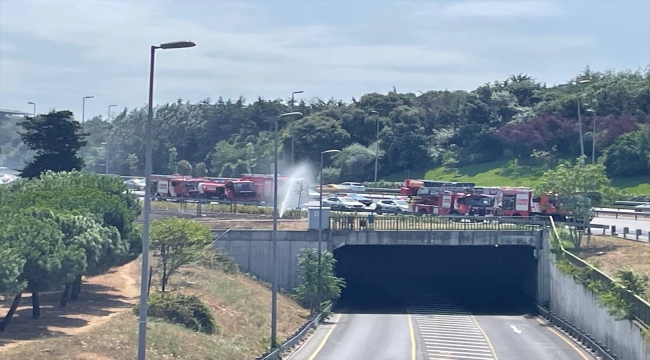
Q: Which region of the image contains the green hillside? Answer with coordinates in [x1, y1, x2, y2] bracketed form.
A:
[385, 160, 650, 194]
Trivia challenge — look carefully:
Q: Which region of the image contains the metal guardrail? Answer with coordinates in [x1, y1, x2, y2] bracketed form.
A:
[549, 217, 650, 328]
[256, 303, 333, 360]
[536, 305, 617, 360]
[329, 214, 547, 231]
[593, 209, 650, 220]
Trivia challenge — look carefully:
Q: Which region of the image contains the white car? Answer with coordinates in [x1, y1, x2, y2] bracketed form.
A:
[375, 199, 410, 213]
[337, 182, 366, 192]
[323, 196, 366, 211]
[634, 203, 650, 213]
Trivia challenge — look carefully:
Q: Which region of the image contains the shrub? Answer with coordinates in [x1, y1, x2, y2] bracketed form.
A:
[199, 249, 239, 274]
[135, 293, 218, 334]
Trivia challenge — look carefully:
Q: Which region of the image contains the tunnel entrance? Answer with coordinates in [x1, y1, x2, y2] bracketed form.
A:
[333, 245, 538, 315]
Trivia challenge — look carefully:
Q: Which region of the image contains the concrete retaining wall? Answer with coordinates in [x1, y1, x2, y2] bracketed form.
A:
[213, 230, 328, 291]
[549, 257, 650, 360]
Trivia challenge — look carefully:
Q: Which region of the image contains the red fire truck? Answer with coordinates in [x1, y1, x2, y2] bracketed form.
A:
[150, 175, 258, 203]
[473, 186, 569, 220]
[400, 179, 494, 215]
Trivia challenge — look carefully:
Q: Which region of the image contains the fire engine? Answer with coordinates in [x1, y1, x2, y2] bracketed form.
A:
[150, 175, 258, 202]
[239, 173, 309, 204]
[400, 179, 494, 215]
[472, 186, 569, 220]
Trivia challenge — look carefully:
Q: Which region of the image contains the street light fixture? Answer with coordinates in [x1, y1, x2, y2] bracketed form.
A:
[369, 110, 379, 188]
[290, 91, 304, 166]
[270, 111, 303, 349]
[317, 149, 340, 315]
[27, 102, 36, 116]
[82, 95, 94, 135]
[138, 40, 196, 360]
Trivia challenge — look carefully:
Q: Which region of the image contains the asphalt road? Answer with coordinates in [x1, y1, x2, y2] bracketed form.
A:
[590, 214, 650, 241]
[287, 312, 596, 360]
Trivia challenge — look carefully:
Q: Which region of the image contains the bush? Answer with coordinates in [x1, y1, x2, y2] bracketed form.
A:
[199, 249, 239, 274]
[135, 293, 218, 334]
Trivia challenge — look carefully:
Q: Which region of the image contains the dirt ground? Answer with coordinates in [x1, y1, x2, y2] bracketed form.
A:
[572, 235, 650, 295]
[0, 261, 140, 351]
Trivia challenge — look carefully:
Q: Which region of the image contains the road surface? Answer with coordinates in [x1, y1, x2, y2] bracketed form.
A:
[590, 214, 650, 241]
[288, 289, 597, 360]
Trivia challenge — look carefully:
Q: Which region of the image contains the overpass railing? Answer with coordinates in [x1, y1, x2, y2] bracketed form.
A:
[329, 214, 547, 231]
[549, 217, 650, 328]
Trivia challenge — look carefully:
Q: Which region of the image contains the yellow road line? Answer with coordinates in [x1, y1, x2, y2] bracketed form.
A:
[535, 317, 591, 360]
[470, 314, 500, 360]
[307, 313, 341, 360]
[408, 314, 416, 360]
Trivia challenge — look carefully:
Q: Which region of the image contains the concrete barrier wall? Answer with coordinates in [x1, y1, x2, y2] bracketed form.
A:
[213, 230, 328, 291]
[549, 257, 650, 360]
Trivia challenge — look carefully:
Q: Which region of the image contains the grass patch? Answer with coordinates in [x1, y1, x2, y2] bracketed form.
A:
[1, 262, 309, 360]
[384, 160, 649, 194]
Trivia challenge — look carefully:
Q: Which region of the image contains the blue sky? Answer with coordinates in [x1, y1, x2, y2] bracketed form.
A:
[0, 0, 648, 120]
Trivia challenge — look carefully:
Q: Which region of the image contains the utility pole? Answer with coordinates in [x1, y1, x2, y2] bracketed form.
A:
[290, 90, 303, 166]
[370, 110, 379, 188]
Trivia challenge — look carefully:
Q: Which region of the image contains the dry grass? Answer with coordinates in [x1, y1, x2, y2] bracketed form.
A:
[0, 258, 309, 360]
[572, 235, 650, 296]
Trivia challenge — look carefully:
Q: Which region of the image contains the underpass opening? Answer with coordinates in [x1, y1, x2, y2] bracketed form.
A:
[333, 245, 538, 315]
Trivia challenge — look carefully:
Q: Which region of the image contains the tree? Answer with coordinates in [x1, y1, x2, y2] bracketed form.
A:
[332, 143, 377, 182]
[534, 156, 621, 248]
[0, 211, 86, 329]
[176, 159, 192, 175]
[18, 110, 87, 179]
[150, 217, 213, 291]
[602, 126, 650, 178]
[168, 147, 178, 173]
[293, 248, 345, 315]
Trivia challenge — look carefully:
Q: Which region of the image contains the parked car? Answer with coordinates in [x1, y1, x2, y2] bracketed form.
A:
[124, 178, 146, 191]
[336, 182, 366, 192]
[323, 196, 366, 211]
[375, 199, 410, 213]
[634, 203, 650, 212]
[336, 193, 373, 206]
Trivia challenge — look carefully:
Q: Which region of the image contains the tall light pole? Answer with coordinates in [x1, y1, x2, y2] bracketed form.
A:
[138, 40, 196, 360]
[82, 95, 94, 136]
[270, 111, 303, 348]
[108, 104, 117, 122]
[576, 78, 590, 159]
[101, 142, 109, 174]
[586, 108, 597, 164]
[317, 149, 339, 314]
[369, 110, 379, 188]
[106, 105, 117, 174]
[290, 90, 303, 166]
[27, 102, 36, 116]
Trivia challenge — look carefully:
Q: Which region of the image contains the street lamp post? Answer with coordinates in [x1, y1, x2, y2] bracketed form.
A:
[290, 91, 303, 166]
[576, 79, 590, 159]
[108, 104, 117, 122]
[82, 95, 94, 136]
[586, 108, 597, 164]
[369, 110, 379, 188]
[106, 105, 117, 174]
[138, 40, 196, 360]
[271, 111, 303, 349]
[317, 149, 339, 314]
[27, 102, 36, 116]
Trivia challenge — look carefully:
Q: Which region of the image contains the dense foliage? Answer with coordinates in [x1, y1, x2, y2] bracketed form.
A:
[17, 110, 87, 179]
[293, 248, 345, 315]
[137, 292, 218, 335]
[0, 171, 141, 330]
[1, 67, 648, 184]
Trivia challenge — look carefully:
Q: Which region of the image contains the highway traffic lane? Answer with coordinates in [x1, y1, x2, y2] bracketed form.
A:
[590, 216, 649, 241]
[474, 314, 597, 360]
[287, 313, 420, 360]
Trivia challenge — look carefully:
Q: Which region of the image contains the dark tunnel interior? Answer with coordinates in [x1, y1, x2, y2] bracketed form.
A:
[333, 245, 538, 315]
